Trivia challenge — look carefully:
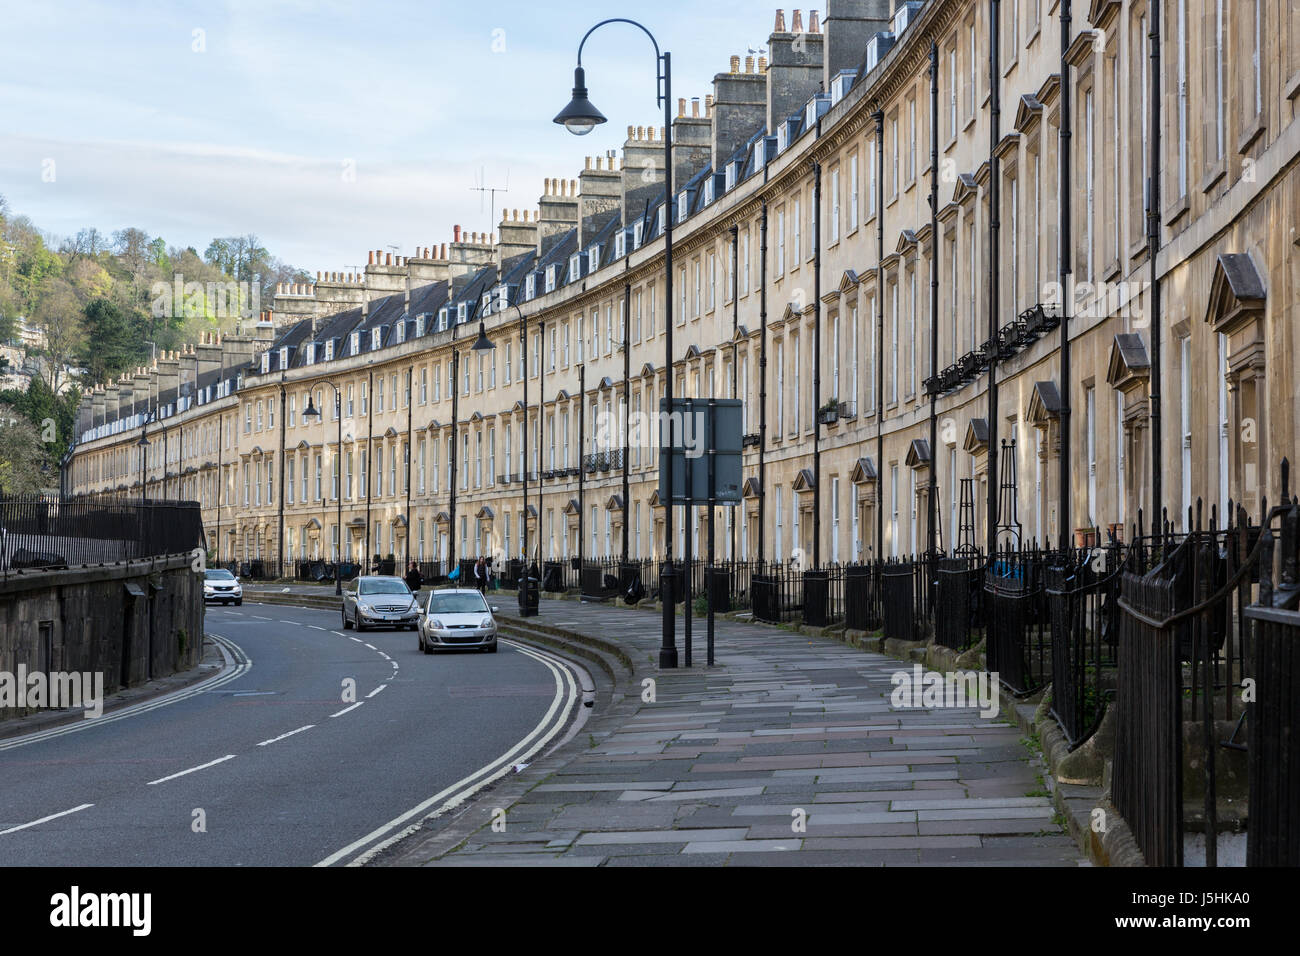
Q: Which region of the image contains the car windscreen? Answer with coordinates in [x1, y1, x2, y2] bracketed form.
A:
[425, 592, 488, 614]
[206, 570, 235, 580]
[359, 579, 411, 595]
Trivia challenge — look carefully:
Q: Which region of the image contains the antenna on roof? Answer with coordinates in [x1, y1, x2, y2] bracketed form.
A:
[471, 166, 509, 240]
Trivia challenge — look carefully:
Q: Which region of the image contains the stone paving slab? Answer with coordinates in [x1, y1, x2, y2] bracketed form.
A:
[421, 598, 1085, 867]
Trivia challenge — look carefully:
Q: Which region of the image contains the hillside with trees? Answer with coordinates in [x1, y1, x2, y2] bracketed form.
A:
[0, 193, 310, 488]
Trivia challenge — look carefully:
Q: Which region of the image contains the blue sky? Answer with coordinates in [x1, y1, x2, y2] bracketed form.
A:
[0, 0, 776, 272]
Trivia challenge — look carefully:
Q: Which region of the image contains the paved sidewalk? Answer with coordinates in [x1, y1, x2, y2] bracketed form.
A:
[424, 598, 1086, 867]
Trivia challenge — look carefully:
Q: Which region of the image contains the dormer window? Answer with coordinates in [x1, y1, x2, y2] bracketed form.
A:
[261, 351, 270, 374]
[703, 179, 714, 205]
[777, 124, 789, 153]
[306, 343, 316, 365]
[677, 191, 688, 223]
[324, 339, 333, 361]
[525, 273, 536, 299]
[754, 139, 766, 171]
[614, 231, 626, 259]
[350, 331, 360, 355]
[587, 246, 600, 272]
[279, 346, 289, 368]
[494, 284, 508, 311]
[568, 254, 581, 283]
[481, 292, 493, 315]
[370, 327, 381, 350]
[438, 307, 448, 329]
[545, 265, 557, 293]
[830, 70, 856, 105]
[395, 322, 405, 344]
[725, 163, 737, 190]
[633, 222, 643, 248]
[415, 315, 425, 337]
[456, 302, 467, 324]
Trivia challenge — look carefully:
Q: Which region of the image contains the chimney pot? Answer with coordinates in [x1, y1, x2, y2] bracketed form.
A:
[454, 224, 461, 242]
[809, 9, 820, 33]
[585, 156, 592, 170]
[678, 97, 686, 117]
[595, 156, 603, 170]
[385, 253, 392, 265]
[730, 54, 740, 72]
[691, 97, 700, 117]
[775, 9, 786, 32]
[368, 250, 374, 265]
[759, 55, 767, 72]
[637, 125, 646, 139]
[792, 9, 803, 33]
[570, 179, 576, 194]
[746, 55, 754, 73]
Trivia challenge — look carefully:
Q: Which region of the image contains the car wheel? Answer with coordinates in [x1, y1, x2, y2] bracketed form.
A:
[235, 598, 242, 606]
[486, 643, 498, 654]
[342, 611, 352, 630]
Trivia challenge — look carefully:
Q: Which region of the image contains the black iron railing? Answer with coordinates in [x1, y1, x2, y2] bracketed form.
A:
[0, 493, 205, 574]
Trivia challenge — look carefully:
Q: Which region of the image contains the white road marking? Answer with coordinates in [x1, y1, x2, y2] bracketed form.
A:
[308, 625, 326, 630]
[363, 643, 377, 650]
[0, 635, 251, 753]
[0, 803, 94, 836]
[146, 754, 237, 786]
[330, 702, 364, 718]
[279, 620, 302, 625]
[319, 641, 578, 867]
[256, 725, 315, 747]
[251, 615, 274, 621]
[378, 653, 391, 661]
[348, 637, 363, 643]
[365, 685, 387, 699]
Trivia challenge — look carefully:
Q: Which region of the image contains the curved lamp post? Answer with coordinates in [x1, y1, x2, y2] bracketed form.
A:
[302, 382, 345, 595]
[555, 17, 678, 667]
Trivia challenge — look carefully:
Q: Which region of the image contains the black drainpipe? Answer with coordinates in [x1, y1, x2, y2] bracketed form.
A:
[1148, 2, 1163, 528]
[927, 41, 940, 569]
[812, 159, 822, 568]
[986, 0, 1002, 556]
[758, 201, 769, 564]
[1059, 0, 1073, 549]
[874, 109, 885, 563]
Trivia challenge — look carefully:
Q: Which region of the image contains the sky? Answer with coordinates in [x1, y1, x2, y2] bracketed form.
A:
[0, 0, 777, 273]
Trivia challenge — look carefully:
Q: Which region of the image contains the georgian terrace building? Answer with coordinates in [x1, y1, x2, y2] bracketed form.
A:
[67, 0, 1300, 571]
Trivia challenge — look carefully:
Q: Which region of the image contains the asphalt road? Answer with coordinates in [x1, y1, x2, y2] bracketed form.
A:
[0, 602, 578, 866]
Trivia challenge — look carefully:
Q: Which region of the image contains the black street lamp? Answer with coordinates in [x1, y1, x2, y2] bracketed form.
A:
[302, 382, 345, 596]
[557, 17, 678, 667]
[136, 428, 150, 504]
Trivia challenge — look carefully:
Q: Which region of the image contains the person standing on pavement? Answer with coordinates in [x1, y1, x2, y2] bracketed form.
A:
[404, 560, 423, 594]
[473, 556, 486, 592]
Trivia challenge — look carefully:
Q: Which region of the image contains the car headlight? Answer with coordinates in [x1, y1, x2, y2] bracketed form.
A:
[428, 619, 444, 629]
[358, 603, 372, 613]
[480, 616, 493, 628]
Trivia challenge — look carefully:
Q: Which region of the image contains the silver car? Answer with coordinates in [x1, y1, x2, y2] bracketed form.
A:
[418, 588, 499, 654]
[342, 576, 420, 631]
[204, 568, 243, 605]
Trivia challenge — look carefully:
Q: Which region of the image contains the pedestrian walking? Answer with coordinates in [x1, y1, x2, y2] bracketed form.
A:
[473, 556, 487, 592]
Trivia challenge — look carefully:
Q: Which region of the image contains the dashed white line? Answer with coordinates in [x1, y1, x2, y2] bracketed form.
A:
[280, 620, 302, 625]
[0, 803, 94, 836]
[363, 643, 377, 650]
[308, 625, 327, 630]
[256, 725, 315, 747]
[330, 702, 364, 718]
[251, 615, 274, 621]
[365, 685, 387, 699]
[378, 652, 391, 661]
[349, 637, 363, 643]
[146, 754, 237, 786]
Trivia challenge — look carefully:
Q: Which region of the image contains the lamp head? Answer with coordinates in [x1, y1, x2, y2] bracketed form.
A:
[553, 66, 606, 136]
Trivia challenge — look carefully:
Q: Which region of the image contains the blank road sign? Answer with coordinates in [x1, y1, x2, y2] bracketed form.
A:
[658, 398, 743, 505]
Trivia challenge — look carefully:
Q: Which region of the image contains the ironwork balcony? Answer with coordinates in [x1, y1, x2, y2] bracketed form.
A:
[742, 433, 761, 448]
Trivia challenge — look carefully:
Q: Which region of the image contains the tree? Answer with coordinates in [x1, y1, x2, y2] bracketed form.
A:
[30, 278, 84, 392]
[81, 298, 143, 382]
[0, 404, 50, 493]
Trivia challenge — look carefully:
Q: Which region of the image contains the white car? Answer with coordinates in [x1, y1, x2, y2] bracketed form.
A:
[204, 568, 243, 605]
[418, 588, 499, 654]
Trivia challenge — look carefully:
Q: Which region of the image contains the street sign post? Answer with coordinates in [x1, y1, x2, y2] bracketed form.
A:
[658, 398, 742, 665]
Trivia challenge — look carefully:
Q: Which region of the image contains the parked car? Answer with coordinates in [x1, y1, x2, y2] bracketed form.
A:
[418, 588, 499, 654]
[204, 568, 243, 605]
[341, 576, 420, 631]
